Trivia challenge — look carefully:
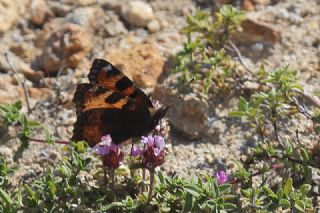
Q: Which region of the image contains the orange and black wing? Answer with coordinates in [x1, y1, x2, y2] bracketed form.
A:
[72, 83, 150, 146]
[88, 58, 153, 108]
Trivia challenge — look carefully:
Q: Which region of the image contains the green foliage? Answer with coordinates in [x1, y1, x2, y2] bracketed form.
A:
[230, 66, 304, 135]
[230, 66, 318, 212]
[104, 172, 236, 213]
[240, 178, 312, 212]
[0, 101, 55, 161]
[174, 5, 245, 93]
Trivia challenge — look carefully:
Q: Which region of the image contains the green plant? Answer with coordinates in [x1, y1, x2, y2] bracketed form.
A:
[0, 101, 55, 161]
[174, 5, 245, 93]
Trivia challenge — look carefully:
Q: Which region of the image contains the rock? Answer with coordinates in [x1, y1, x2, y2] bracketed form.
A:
[105, 14, 127, 36]
[41, 23, 92, 73]
[0, 53, 44, 82]
[64, 7, 104, 31]
[0, 74, 52, 105]
[0, 0, 23, 33]
[235, 17, 282, 43]
[9, 43, 33, 59]
[30, 0, 54, 26]
[0, 147, 13, 162]
[27, 87, 53, 100]
[121, 1, 154, 27]
[106, 43, 165, 88]
[48, 1, 72, 16]
[73, 0, 96, 6]
[147, 19, 161, 33]
[242, 0, 255, 11]
[253, 0, 271, 5]
[153, 85, 208, 139]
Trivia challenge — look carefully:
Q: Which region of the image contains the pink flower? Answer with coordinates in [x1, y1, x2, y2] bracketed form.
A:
[141, 135, 166, 169]
[216, 171, 228, 184]
[131, 144, 142, 157]
[94, 135, 124, 169]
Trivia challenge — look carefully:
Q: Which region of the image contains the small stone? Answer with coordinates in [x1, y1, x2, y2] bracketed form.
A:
[242, 0, 255, 11]
[30, 0, 53, 26]
[277, 8, 289, 19]
[147, 19, 161, 33]
[121, 1, 154, 27]
[0, 147, 13, 161]
[288, 13, 303, 24]
[105, 19, 127, 36]
[251, 42, 264, 51]
[49, 2, 72, 16]
[64, 7, 104, 31]
[239, 18, 282, 43]
[9, 43, 33, 59]
[74, 0, 96, 6]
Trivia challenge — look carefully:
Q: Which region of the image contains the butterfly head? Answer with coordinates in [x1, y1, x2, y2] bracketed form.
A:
[148, 106, 169, 132]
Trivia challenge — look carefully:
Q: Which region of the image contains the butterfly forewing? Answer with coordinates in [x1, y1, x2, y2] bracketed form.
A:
[88, 59, 153, 107]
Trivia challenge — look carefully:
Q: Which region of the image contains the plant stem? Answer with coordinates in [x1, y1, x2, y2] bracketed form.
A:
[28, 137, 69, 145]
[147, 169, 155, 204]
[4, 53, 31, 114]
[110, 170, 116, 201]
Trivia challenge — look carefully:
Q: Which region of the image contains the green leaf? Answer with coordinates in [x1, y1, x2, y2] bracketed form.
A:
[218, 184, 231, 193]
[301, 148, 309, 162]
[24, 184, 36, 199]
[283, 178, 293, 197]
[279, 199, 290, 209]
[182, 193, 193, 213]
[263, 186, 277, 200]
[241, 189, 252, 198]
[276, 188, 283, 199]
[183, 185, 201, 197]
[0, 188, 13, 206]
[102, 202, 125, 211]
[315, 125, 320, 134]
[294, 200, 305, 212]
[223, 203, 237, 210]
[299, 184, 311, 195]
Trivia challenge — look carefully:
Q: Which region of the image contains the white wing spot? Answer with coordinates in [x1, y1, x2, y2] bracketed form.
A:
[106, 65, 112, 71]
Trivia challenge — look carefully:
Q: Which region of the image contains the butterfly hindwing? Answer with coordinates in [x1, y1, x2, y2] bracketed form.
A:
[88, 59, 153, 107]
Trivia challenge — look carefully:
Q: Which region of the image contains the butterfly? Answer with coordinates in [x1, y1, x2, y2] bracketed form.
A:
[72, 59, 168, 146]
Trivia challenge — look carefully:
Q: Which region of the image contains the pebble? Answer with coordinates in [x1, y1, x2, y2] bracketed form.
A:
[147, 19, 161, 33]
[121, 1, 154, 27]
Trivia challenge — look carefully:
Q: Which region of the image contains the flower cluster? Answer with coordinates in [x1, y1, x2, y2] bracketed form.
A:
[93, 135, 124, 169]
[216, 171, 228, 185]
[131, 135, 166, 169]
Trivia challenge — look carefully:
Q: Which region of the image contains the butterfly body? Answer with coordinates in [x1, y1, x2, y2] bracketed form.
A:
[72, 59, 168, 146]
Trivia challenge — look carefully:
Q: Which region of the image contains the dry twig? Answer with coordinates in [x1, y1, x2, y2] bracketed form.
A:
[4, 53, 31, 114]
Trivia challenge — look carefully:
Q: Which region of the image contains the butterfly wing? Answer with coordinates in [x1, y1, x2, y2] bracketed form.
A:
[72, 83, 150, 146]
[88, 59, 153, 108]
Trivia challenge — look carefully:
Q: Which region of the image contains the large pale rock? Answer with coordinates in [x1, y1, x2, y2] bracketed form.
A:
[121, 1, 154, 27]
[153, 85, 208, 139]
[106, 43, 165, 88]
[0, 0, 25, 33]
[41, 23, 92, 73]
